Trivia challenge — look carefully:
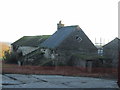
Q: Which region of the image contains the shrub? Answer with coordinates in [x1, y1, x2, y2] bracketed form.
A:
[57, 61, 67, 66]
[3, 50, 18, 64]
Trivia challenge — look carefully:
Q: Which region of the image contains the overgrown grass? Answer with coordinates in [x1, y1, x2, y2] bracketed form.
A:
[2, 63, 117, 79]
[73, 54, 105, 60]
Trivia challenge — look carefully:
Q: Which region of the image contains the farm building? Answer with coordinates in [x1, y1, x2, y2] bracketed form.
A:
[103, 37, 120, 68]
[11, 35, 50, 55]
[11, 35, 50, 64]
[10, 22, 99, 71]
[37, 21, 98, 70]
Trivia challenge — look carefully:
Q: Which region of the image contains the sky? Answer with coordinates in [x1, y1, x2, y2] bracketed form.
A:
[0, 0, 119, 45]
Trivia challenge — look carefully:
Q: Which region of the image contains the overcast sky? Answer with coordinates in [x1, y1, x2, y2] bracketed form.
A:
[0, 0, 119, 45]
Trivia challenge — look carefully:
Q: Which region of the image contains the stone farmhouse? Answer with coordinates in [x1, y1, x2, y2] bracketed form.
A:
[11, 21, 98, 70]
[39, 21, 98, 67]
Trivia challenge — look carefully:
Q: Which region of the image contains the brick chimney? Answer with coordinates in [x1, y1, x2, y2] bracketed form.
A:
[57, 21, 64, 30]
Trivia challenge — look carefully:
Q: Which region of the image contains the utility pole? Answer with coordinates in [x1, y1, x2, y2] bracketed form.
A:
[103, 39, 105, 45]
[118, 51, 120, 87]
[100, 38, 102, 46]
[118, 2, 120, 87]
[95, 38, 96, 45]
[95, 38, 103, 46]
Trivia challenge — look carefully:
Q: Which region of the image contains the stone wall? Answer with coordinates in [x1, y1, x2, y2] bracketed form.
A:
[103, 38, 119, 68]
[57, 28, 97, 55]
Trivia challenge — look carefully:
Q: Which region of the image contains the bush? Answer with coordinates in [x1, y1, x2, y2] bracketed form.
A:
[57, 62, 67, 66]
[43, 61, 54, 66]
[3, 50, 18, 64]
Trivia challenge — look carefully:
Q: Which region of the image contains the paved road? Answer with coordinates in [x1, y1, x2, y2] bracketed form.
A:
[2, 74, 119, 88]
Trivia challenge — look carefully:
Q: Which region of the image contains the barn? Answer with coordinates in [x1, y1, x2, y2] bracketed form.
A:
[103, 37, 120, 68]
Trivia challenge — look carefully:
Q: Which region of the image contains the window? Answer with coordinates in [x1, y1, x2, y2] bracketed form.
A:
[98, 49, 103, 56]
[75, 35, 82, 42]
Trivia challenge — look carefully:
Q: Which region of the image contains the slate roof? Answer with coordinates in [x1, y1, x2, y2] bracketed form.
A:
[40, 25, 79, 48]
[12, 35, 50, 47]
[103, 37, 120, 50]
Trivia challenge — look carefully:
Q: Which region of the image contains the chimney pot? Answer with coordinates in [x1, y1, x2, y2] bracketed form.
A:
[57, 21, 64, 30]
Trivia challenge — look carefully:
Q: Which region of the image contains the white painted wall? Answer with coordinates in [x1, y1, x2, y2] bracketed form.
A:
[17, 46, 38, 56]
[44, 49, 51, 58]
[41, 48, 56, 59]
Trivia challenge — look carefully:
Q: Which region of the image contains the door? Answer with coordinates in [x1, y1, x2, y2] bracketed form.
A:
[86, 61, 92, 73]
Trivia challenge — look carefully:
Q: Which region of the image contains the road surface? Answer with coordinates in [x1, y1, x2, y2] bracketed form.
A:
[1, 74, 119, 88]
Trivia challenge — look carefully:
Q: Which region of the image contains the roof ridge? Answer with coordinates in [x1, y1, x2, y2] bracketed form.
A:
[22, 35, 50, 37]
[63, 25, 79, 27]
[103, 37, 119, 47]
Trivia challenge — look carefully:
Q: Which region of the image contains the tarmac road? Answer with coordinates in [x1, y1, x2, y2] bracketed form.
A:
[1, 74, 119, 88]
